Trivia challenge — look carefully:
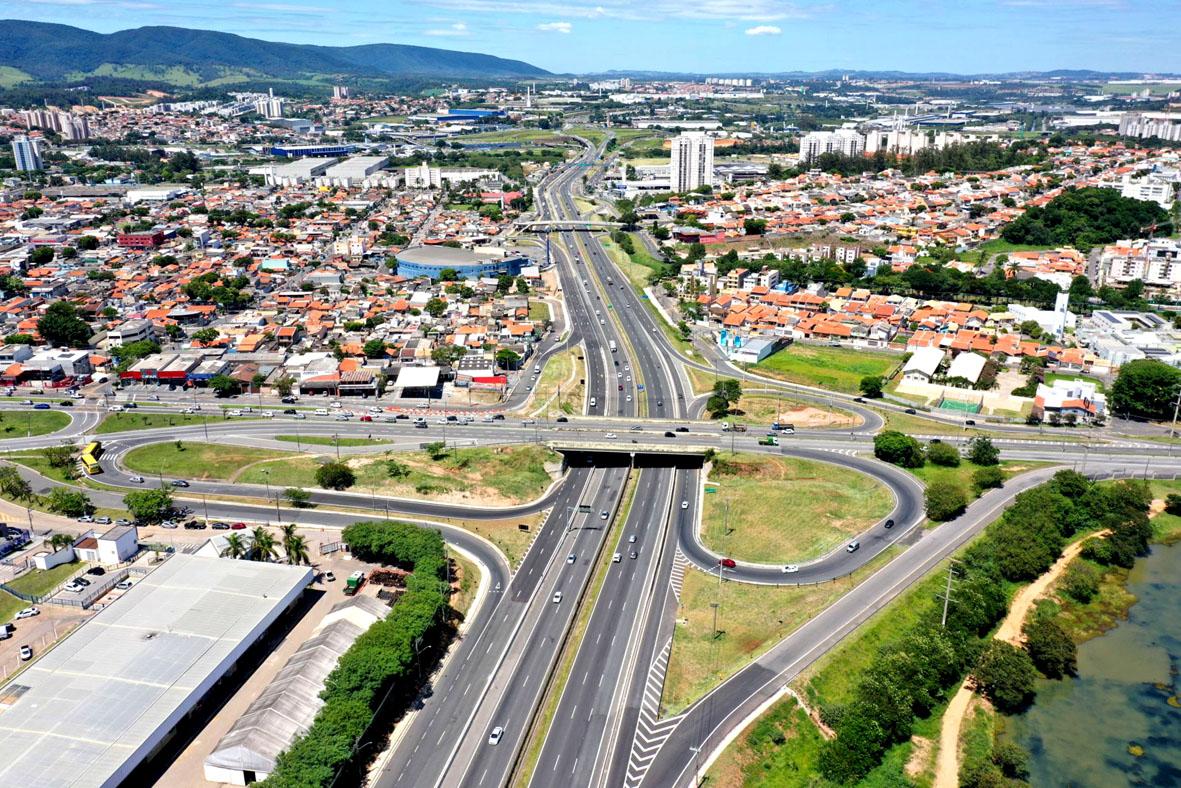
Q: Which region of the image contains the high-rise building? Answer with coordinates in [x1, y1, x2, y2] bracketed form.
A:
[1118, 112, 1181, 142]
[11, 136, 41, 171]
[800, 128, 866, 164]
[333, 85, 350, 100]
[669, 132, 715, 192]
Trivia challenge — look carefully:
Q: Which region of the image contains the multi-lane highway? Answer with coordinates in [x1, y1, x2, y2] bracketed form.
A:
[4, 133, 1181, 788]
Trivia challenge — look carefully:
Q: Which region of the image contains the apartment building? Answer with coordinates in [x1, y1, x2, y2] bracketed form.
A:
[1118, 112, 1181, 143]
[669, 132, 715, 192]
[1099, 238, 1181, 291]
[800, 128, 865, 163]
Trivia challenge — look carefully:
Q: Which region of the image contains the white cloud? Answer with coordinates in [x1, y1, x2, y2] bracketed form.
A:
[421, 0, 814, 23]
[745, 24, 781, 35]
[537, 20, 573, 33]
[424, 21, 470, 36]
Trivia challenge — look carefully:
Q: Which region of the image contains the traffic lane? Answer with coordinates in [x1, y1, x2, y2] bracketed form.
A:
[676, 447, 925, 584]
[446, 470, 629, 786]
[534, 468, 674, 782]
[378, 468, 607, 787]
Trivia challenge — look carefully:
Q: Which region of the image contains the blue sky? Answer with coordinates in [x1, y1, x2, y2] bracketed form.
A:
[4, 0, 1179, 75]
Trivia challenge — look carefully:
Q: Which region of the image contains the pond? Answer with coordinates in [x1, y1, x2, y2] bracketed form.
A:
[1010, 541, 1181, 786]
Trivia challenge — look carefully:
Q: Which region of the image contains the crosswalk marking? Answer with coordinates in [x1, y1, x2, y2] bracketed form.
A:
[623, 638, 682, 787]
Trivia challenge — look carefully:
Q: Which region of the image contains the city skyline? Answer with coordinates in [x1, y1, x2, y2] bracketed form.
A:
[5, 1, 1181, 75]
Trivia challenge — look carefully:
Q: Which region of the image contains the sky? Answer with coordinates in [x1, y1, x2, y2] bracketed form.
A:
[3, 0, 1180, 75]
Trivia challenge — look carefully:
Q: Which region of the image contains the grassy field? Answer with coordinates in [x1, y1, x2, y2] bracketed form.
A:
[702, 454, 893, 564]
[456, 128, 560, 144]
[0, 590, 24, 623]
[528, 300, 551, 322]
[237, 444, 560, 506]
[911, 459, 1050, 520]
[96, 412, 256, 434]
[122, 442, 297, 481]
[448, 551, 480, 620]
[662, 546, 900, 715]
[0, 410, 71, 438]
[526, 347, 584, 418]
[755, 345, 899, 394]
[1044, 372, 1106, 393]
[725, 394, 858, 430]
[600, 236, 658, 290]
[6, 561, 86, 598]
[274, 435, 392, 447]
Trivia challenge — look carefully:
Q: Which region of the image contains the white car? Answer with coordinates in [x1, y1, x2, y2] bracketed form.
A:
[14, 607, 38, 619]
[681, 500, 689, 509]
[488, 726, 504, 746]
[19, 645, 31, 661]
[612, 552, 621, 563]
[330, 401, 343, 409]
[552, 591, 563, 604]
[566, 553, 576, 564]
[782, 564, 800, 574]
[107, 404, 123, 412]
[181, 408, 193, 414]
[604, 432, 617, 439]
[128, 475, 144, 483]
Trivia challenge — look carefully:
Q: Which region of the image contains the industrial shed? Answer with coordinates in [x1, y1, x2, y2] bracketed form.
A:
[0, 555, 312, 788]
[203, 595, 390, 785]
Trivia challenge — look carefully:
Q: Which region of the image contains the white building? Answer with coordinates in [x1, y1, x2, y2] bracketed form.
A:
[1119, 112, 1181, 143]
[1100, 238, 1181, 292]
[1034, 379, 1106, 423]
[800, 128, 865, 164]
[73, 525, 139, 565]
[669, 132, 715, 192]
[1117, 175, 1176, 210]
[403, 163, 501, 189]
[11, 135, 41, 171]
[901, 346, 945, 382]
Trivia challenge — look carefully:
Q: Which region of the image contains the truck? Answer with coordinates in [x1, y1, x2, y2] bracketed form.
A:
[720, 423, 747, 433]
[769, 422, 796, 434]
[608, 340, 617, 353]
[343, 570, 366, 596]
[758, 435, 779, 446]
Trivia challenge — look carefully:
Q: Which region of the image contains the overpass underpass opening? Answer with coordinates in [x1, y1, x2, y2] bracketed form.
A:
[557, 448, 708, 471]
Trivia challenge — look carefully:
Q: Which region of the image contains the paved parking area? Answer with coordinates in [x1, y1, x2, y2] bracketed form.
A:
[0, 603, 90, 683]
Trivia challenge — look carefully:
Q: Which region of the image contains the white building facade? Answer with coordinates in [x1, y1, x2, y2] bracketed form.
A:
[669, 132, 715, 192]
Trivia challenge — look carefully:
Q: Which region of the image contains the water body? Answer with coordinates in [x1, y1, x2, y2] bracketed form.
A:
[1011, 541, 1181, 787]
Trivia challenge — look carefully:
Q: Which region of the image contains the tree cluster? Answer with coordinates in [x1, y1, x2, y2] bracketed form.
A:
[263, 521, 450, 788]
[1001, 187, 1170, 252]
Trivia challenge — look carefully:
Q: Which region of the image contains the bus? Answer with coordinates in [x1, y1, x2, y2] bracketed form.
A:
[80, 441, 103, 475]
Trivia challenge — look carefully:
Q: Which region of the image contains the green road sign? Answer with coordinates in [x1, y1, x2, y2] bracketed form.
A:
[705, 487, 718, 494]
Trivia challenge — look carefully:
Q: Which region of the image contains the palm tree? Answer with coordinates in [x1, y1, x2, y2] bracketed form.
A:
[285, 534, 310, 566]
[250, 527, 277, 562]
[280, 523, 298, 559]
[222, 533, 246, 560]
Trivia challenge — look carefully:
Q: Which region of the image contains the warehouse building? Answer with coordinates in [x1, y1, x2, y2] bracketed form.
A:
[204, 596, 390, 785]
[0, 555, 313, 788]
[395, 245, 529, 281]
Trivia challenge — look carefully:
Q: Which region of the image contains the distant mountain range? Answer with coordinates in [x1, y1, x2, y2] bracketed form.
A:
[586, 68, 1179, 81]
[0, 21, 549, 87]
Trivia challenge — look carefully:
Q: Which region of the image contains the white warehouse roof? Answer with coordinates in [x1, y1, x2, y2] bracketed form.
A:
[0, 554, 312, 788]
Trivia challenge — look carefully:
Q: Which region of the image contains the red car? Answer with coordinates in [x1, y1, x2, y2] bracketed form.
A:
[360, 415, 373, 422]
[720, 558, 737, 569]
[230, 522, 247, 530]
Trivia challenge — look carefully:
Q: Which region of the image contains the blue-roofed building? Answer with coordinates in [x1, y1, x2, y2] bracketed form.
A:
[395, 246, 529, 280]
[269, 144, 356, 158]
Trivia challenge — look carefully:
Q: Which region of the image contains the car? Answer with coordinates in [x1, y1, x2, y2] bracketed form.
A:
[552, 591, 563, 604]
[128, 475, 144, 483]
[657, 400, 664, 408]
[360, 415, 373, 422]
[63, 583, 83, 594]
[330, 401, 343, 409]
[116, 519, 131, 526]
[183, 522, 203, 530]
[675, 426, 689, 433]
[94, 516, 111, 525]
[115, 580, 133, 591]
[618, 384, 623, 391]
[604, 432, 617, 439]
[521, 418, 536, 426]
[965, 419, 977, 426]
[86, 567, 106, 576]
[124, 402, 137, 409]
[32, 402, 50, 410]
[160, 521, 178, 529]
[846, 541, 860, 553]
[556, 415, 569, 423]
[281, 396, 297, 404]
[904, 408, 917, 415]
[170, 479, 190, 487]
[14, 607, 38, 619]
[854, 397, 865, 403]
[325, 571, 336, 582]
[231, 522, 247, 530]
[211, 522, 230, 530]
[283, 408, 297, 415]
[488, 726, 505, 746]
[883, 518, 895, 529]
[629, 550, 639, 559]
[75, 577, 90, 587]
[782, 564, 800, 574]
[58, 399, 74, 407]
[19, 645, 31, 661]
[20, 399, 32, 405]
[612, 552, 622, 563]
[415, 421, 428, 429]
[492, 413, 506, 421]
[77, 515, 94, 523]
[628, 534, 637, 543]
[630, 425, 642, 431]
[720, 558, 737, 569]
[664, 431, 676, 438]
[395, 413, 410, 420]
[566, 553, 576, 564]
[600, 510, 609, 520]
[680, 500, 690, 510]
[107, 405, 124, 412]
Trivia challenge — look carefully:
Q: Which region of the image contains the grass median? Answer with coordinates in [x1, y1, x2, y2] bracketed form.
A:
[96, 411, 258, 434]
[662, 546, 900, 715]
[0, 410, 71, 438]
[701, 453, 894, 564]
[121, 441, 297, 481]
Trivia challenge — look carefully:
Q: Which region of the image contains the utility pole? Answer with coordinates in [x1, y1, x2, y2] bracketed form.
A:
[1170, 385, 1181, 438]
[937, 560, 959, 628]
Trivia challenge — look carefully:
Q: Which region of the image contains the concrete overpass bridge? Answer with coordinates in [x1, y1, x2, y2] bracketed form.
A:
[514, 219, 622, 232]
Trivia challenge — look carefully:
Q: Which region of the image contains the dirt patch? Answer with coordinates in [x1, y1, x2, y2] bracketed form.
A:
[1150, 498, 1166, 517]
[782, 405, 856, 428]
[907, 735, 935, 779]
